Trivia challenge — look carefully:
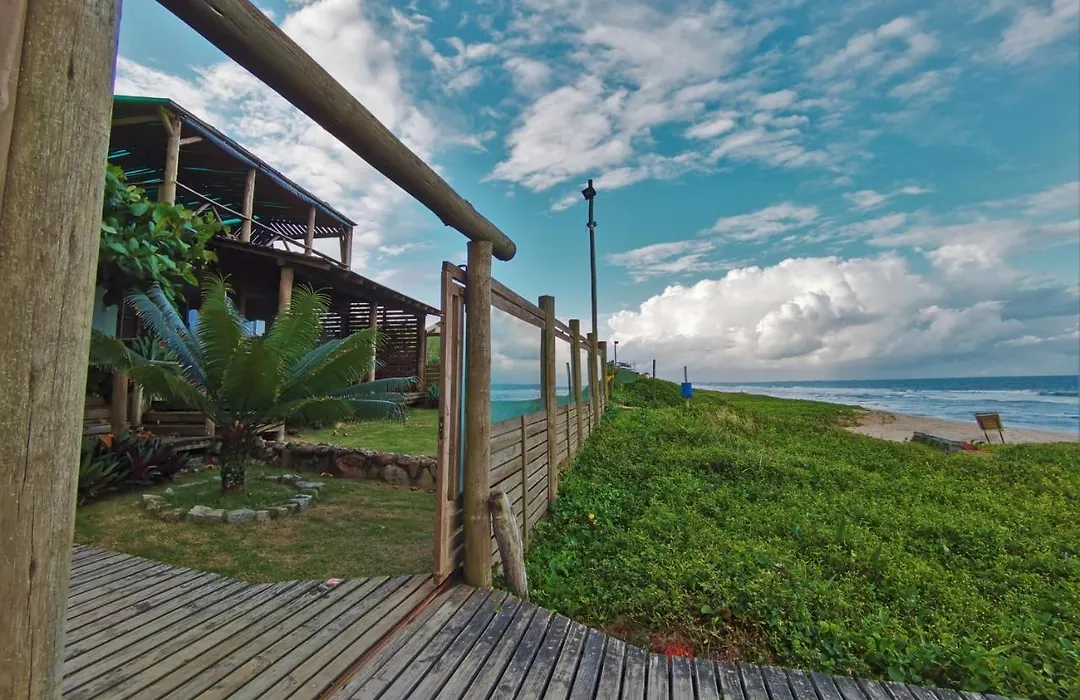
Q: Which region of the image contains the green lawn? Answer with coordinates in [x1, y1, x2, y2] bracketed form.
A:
[526, 378, 1079, 698]
[75, 464, 435, 581]
[293, 408, 438, 456]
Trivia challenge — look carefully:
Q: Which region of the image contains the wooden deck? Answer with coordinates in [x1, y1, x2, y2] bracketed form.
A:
[65, 547, 1015, 700]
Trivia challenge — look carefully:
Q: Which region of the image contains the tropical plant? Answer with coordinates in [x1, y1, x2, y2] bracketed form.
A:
[77, 442, 124, 505]
[426, 383, 439, 409]
[91, 277, 415, 491]
[98, 165, 224, 305]
[77, 433, 184, 505]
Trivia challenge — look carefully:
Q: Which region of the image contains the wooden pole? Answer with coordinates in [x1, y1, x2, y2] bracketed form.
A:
[569, 320, 583, 451]
[340, 226, 353, 268]
[304, 205, 315, 254]
[154, 0, 516, 261]
[159, 111, 181, 205]
[539, 296, 558, 499]
[367, 302, 378, 382]
[464, 240, 493, 587]
[652, 359, 656, 378]
[416, 313, 427, 387]
[0, 1, 121, 696]
[489, 490, 528, 600]
[598, 340, 607, 413]
[277, 265, 294, 312]
[239, 167, 256, 243]
[110, 372, 129, 432]
[587, 332, 599, 425]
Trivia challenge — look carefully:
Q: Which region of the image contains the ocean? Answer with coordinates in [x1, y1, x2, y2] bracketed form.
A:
[698, 375, 1080, 435]
[491, 375, 1080, 435]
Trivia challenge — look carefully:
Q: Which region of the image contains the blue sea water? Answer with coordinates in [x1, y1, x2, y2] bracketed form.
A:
[491, 376, 1080, 434]
[698, 375, 1080, 435]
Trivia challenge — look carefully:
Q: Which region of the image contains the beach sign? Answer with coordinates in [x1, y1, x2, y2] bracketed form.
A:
[974, 412, 1005, 443]
[681, 382, 693, 399]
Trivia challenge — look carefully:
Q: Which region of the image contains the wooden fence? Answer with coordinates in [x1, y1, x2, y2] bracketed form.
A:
[434, 262, 607, 582]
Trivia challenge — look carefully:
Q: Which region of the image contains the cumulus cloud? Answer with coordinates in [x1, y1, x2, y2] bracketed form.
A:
[811, 16, 938, 81]
[997, 0, 1080, 63]
[607, 255, 1075, 379]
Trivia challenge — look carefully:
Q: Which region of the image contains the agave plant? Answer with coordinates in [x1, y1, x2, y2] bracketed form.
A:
[91, 277, 415, 490]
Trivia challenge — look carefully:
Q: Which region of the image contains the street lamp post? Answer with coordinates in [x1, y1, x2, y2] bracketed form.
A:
[613, 340, 619, 365]
[582, 179, 598, 418]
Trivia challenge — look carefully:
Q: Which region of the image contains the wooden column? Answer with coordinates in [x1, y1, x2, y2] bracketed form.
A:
[304, 205, 315, 254]
[278, 265, 294, 313]
[598, 340, 608, 414]
[340, 226, 354, 268]
[463, 240, 493, 588]
[569, 320, 583, 450]
[110, 372, 128, 431]
[0, 1, 121, 697]
[539, 296, 558, 499]
[239, 167, 256, 243]
[159, 111, 181, 205]
[367, 302, 378, 382]
[587, 331, 599, 426]
[416, 314, 427, 386]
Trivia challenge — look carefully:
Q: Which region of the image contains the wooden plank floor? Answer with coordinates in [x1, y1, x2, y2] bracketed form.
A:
[63, 546, 436, 700]
[330, 584, 1021, 700]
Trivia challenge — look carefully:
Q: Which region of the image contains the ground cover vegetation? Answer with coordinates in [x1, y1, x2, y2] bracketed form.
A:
[526, 378, 1079, 698]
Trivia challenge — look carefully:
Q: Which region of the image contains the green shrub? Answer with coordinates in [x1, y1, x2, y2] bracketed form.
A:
[78, 433, 186, 505]
[527, 381, 1079, 698]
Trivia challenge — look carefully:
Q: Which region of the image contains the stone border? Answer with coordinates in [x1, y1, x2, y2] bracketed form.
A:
[140, 474, 325, 524]
[261, 441, 437, 489]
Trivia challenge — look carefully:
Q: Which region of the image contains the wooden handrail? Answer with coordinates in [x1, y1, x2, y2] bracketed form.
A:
[155, 0, 517, 262]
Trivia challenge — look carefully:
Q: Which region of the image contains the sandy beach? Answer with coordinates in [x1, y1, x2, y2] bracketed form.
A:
[849, 410, 1079, 444]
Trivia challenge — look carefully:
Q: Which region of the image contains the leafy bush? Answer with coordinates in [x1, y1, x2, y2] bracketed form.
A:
[98, 165, 223, 305]
[612, 376, 684, 408]
[426, 383, 439, 408]
[527, 382, 1079, 698]
[77, 433, 185, 504]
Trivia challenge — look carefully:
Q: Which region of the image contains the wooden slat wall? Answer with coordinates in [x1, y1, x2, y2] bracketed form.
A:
[321, 301, 422, 381]
[83, 396, 112, 437]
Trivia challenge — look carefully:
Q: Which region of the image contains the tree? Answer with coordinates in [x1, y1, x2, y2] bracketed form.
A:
[91, 277, 414, 490]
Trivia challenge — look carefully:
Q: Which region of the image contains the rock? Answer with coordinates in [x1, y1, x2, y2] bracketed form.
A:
[255, 510, 271, 523]
[279, 474, 300, 484]
[145, 500, 164, 515]
[376, 453, 396, 467]
[290, 494, 313, 510]
[281, 502, 299, 513]
[415, 467, 436, 490]
[333, 453, 366, 478]
[383, 464, 409, 486]
[300, 489, 319, 501]
[159, 508, 185, 522]
[142, 494, 164, 505]
[163, 487, 175, 496]
[395, 453, 411, 467]
[294, 480, 324, 490]
[226, 508, 257, 524]
[405, 457, 424, 479]
[188, 505, 225, 523]
[269, 506, 291, 519]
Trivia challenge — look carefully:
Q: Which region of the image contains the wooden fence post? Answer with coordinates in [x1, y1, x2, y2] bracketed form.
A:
[240, 167, 256, 243]
[463, 240, 493, 587]
[367, 303, 378, 382]
[598, 340, 607, 413]
[587, 332, 599, 426]
[539, 296, 558, 500]
[304, 205, 315, 253]
[159, 110, 181, 205]
[0, 1, 121, 696]
[569, 320, 583, 453]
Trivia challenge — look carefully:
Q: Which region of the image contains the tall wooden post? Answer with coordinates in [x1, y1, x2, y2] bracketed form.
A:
[341, 226, 354, 268]
[569, 320, 583, 450]
[110, 372, 128, 431]
[416, 313, 427, 387]
[367, 302, 378, 382]
[0, 1, 121, 697]
[277, 265, 294, 312]
[539, 296, 558, 499]
[597, 340, 607, 413]
[587, 331, 599, 425]
[463, 240, 493, 587]
[304, 205, 315, 253]
[240, 167, 256, 243]
[159, 111, 181, 205]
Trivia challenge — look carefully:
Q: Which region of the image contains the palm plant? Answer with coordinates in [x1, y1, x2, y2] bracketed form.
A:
[91, 277, 415, 490]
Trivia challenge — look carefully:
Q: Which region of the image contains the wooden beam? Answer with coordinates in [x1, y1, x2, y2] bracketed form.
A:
[110, 114, 161, 127]
[159, 110, 181, 204]
[463, 240, 493, 587]
[153, 0, 517, 262]
[240, 167, 255, 243]
[539, 295, 558, 500]
[340, 226, 353, 268]
[367, 302, 378, 382]
[489, 490, 528, 600]
[278, 264, 294, 313]
[110, 372, 129, 432]
[0, 1, 121, 697]
[178, 135, 203, 146]
[569, 319, 583, 451]
[304, 205, 315, 254]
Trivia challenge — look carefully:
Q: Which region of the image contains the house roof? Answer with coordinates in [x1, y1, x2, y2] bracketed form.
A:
[109, 95, 355, 245]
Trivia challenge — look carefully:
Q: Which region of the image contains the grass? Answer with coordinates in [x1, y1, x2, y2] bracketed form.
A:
[157, 463, 300, 511]
[293, 408, 438, 455]
[75, 464, 436, 581]
[526, 378, 1079, 698]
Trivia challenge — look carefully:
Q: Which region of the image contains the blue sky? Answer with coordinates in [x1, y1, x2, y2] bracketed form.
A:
[116, 0, 1079, 381]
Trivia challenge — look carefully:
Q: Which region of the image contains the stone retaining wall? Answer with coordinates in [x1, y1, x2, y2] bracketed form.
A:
[263, 442, 437, 489]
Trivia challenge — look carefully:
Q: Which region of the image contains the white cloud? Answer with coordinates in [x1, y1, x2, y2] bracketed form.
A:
[420, 35, 500, 94]
[709, 203, 820, 241]
[843, 184, 931, 210]
[608, 240, 724, 281]
[755, 89, 798, 110]
[709, 128, 828, 168]
[685, 114, 738, 139]
[888, 70, 957, 102]
[997, 0, 1080, 63]
[1027, 180, 1080, 213]
[606, 254, 1077, 379]
[504, 56, 553, 94]
[811, 16, 938, 81]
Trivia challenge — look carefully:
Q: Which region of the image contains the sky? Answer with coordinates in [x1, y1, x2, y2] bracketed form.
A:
[116, 0, 1080, 382]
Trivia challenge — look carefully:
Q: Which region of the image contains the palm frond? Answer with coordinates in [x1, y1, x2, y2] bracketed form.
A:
[126, 287, 206, 387]
[194, 276, 245, 391]
[89, 331, 140, 371]
[330, 377, 418, 397]
[265, 285, 329, 371]
[348, 398, 409, 422]
[127, 365, 222, 422]
[283, 329, 378, 399]
[261, 396, 358, 427]
[219, 338, 279, 417]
